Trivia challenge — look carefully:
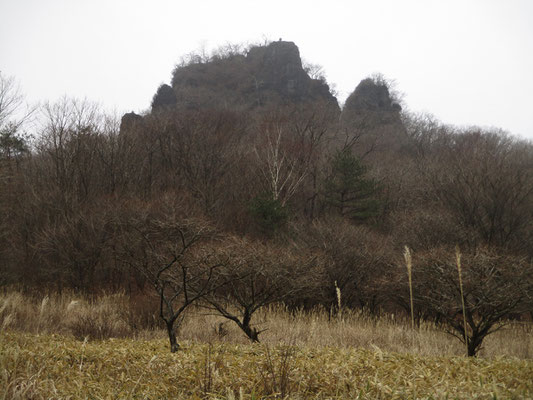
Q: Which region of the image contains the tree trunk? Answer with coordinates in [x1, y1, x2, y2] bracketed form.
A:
[166, 321, 180, 353]
[467, 335, 482, 357]
[243, 324, 260, 342]
[242, 310, 260, 342]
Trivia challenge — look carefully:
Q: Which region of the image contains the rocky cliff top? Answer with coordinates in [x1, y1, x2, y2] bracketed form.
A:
[165, 41, 339, 112]
[341, 77, 403, 130]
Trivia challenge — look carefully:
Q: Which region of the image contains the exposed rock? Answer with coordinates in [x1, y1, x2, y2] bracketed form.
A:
[341, 78, 404, 131]
[344, 78, 401, 113]
[120, 111, 143, 133]
[151, 84, 177, 112]
[167, 41, 339, 112]
[246, 41, 337, 106]
[340, 78, 406, 154]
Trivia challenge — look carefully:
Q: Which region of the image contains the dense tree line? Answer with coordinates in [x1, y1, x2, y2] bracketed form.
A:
[1, 56, 533, 355]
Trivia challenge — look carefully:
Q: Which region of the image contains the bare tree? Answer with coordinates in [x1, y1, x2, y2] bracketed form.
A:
[0, 72, 35, 130]
[36, 98, 105, 210]
[419, 129, 533, 251]
[34, 206, 111, 293]
[254, 105, 331, 208]
[302, 60, 326, 82]
[206, 237, 323, 342]
[404, 247, 533, 356]
[0, 72, 35, 285]
[255, 122, 306, 206]
[115, 200, 224, 352]
[165, 109, 246, 214]
[0, 72, 34, 176]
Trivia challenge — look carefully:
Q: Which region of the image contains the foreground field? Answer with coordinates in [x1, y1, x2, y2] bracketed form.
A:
[2, 291, 533, 398]
[2, 331, 532, 399]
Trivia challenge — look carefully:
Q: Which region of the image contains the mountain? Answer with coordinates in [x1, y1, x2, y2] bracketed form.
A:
[123, 42, 405, 139]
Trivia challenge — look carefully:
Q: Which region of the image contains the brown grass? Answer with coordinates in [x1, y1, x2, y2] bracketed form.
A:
[1, 290, 531, 359]
[1, 331, 532, 399]
[0, 290, 161, 340]
[1, 290, 532, 398]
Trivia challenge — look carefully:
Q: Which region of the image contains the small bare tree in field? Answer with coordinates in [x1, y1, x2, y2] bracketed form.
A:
[406, 247, 533, 356]
[116, 201, 225, 352]
[206, 237, 323, 342]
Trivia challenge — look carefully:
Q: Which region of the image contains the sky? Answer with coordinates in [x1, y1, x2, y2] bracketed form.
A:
[1, 0, 533, 138]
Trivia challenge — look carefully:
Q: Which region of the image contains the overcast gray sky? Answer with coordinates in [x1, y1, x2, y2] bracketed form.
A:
[1, 0, 532, 138]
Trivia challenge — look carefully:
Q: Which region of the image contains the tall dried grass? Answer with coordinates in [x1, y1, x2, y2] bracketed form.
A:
[0, 290, 531, 359]
[0, 291, 160, 340]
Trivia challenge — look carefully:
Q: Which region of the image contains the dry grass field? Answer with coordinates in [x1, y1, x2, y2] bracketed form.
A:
[1, 291, 532, 398]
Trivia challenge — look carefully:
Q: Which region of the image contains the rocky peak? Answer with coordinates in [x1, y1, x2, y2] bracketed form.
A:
[151, 84, 177, 112]
[167, 40, 339, 111]
[119, 111, 143, 133]
[340, 78, 406, 152]
[341, 78, 403, 127]
[344, 78, 401, 113]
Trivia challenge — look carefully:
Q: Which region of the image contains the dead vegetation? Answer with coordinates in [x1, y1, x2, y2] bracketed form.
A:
[1, 331, 532, 399]
[2, 290, 532, 398]
[1, 290, 531, 358]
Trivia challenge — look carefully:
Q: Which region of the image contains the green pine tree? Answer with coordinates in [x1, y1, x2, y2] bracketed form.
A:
[249, 194, 289, 235]
[325, 149, 380, 221]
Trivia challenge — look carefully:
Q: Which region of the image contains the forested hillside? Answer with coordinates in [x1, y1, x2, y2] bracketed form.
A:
[1, 40, 532, 355]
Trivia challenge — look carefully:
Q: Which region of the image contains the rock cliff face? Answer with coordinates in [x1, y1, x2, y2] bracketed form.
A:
[344, 78, 401, 113]
[340, 77, 406, 153]
[151, 84, 177, 111]
[245, 41, 336, 105]
[341, 78, 402, 126]
[167, 41, 339, 112]
[120, 111, 143, 133]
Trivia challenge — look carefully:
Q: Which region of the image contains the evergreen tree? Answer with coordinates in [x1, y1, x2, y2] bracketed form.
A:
[249, 194, 289, 236]
[325, 149, 380, 221]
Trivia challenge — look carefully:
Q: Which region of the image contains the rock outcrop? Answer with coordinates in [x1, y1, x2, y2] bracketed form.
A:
[131, 42, 407, 146]
[341, 78, 403, 127]
[340, 77, 406, 154]
[151, 84, 177, 112]
[344, 78, 401, 113]
[166, 41, 339, 112]
[119, 111, 143, 133]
